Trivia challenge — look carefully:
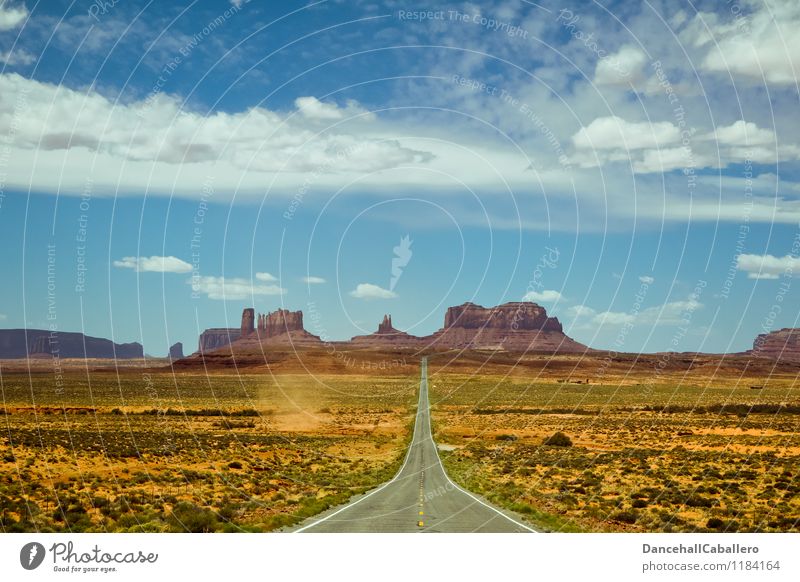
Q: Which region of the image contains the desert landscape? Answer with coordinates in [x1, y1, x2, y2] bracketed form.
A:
[1, 301, 798, 532]
[0, 363, 416, 532]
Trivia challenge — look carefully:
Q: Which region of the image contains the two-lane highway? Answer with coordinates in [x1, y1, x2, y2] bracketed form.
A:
[294, 358, 535, 532]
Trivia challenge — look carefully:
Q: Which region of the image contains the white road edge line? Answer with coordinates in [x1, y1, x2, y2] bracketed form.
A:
[421, 359, 538, 533]
[293, 370, 426, 532]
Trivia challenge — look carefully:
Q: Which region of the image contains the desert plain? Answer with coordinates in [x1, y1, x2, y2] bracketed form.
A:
[0, 347, 798, 533]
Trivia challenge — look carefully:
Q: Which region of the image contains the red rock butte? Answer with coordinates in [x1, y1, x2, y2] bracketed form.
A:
[750, 328, 800, 362]
[197, 301, 589, 355]
[426, 302, 584, 352]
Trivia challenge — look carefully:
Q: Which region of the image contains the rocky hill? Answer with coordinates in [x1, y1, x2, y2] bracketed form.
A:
[751, 328, 800, 362]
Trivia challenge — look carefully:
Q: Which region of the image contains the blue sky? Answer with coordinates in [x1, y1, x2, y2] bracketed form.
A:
[1, 0, 799, 355]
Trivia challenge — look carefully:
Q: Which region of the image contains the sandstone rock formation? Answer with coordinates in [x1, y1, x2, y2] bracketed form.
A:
[378, 314, 393, 334]
[428, 302, 586, 352]
[443, 302, 562, 332]
[169, 342, 184, 361]
[0, 329, 145, 359]
[751, 328, 800, 362]
[199, 308, 319, 354]
[258, 308, 305, 338]
[241, 308, 255, 336]
[348, 303, 586, 353]
[196, 301, 587, 357]
[351, 314, 423, 347]
[198, 328, 240, 353]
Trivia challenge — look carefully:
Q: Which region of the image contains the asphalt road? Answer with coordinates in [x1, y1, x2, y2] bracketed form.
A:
[294, 358, 535, 533]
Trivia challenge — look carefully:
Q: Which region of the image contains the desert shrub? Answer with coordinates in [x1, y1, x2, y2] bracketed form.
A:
[685, 494, 715, 508]
[496, 434, 518, 442]
[167, 502, 219, 533]
[707, 517, 724, 529]
[612, 510, 638, 524]
[227, 461, 243, 469]
[543, 432, 573, 447]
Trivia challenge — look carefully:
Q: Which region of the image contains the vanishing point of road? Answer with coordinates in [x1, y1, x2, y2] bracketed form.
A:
[294, 357, 536, 533]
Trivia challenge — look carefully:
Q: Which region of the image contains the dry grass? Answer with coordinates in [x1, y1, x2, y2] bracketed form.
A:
[0, 370, 416, 532]
[429, 370, 800, 532]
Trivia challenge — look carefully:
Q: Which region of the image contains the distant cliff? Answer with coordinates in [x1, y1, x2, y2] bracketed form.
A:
[751, 328, 800, 362]
[0, 329, 143, 359]
[198, 328, 241, 353]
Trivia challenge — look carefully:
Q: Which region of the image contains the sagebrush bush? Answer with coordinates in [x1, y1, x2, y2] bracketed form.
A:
[543, 432, 573, 447]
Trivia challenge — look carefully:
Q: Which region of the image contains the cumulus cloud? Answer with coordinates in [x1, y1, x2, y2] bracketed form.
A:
[255, 272, 277, 282]
[572, 116, 680, 151]
[349, 283, 397, 299]
[632, 147, 710, 174]
[294, 96, 374, 121]
[113, 256, 192, 273]
[0, 73, 431, 185]
[571, 116, 793, 173]
[189, 276, 286, 300]
[0, 2, 28, 30]
[594, 45, 648, 87]
[302, 276, 326, 284]
[639, 275, 655, 284]
[709, 120, 775, 146]
[692, 1, 800, 85]
[522, 289, 563, 302]
[736, 253, 800, 279]
[569, 297, 702, 328]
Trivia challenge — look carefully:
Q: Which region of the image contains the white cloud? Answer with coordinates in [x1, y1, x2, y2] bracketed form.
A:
[0, 313, 6, 321]
[0, 74, 429, 190]
[736, 253, 800, 279]
[0, 2, 28, 30]
[349, 283, 397, 299]
[0, 48, 35, 66]
[632, 147, 703, 173]
[572, 117, 791, 174]
[594, 45, 648, 87]
[568, 297, 702, 328]
[302, 276, 326, 284]
[189, 276, 286, 300]
[294, 96, 374, 121]
[639, 275, 655, 284]
[229, 0, 245, 7]
[522, 289, 563, 302]
[708, 120, 775, 147]
[255, 272, 277, 282]
[695, 1, 800, 85]
[572, 116, 680, 151]
[113, 256, 192, 273]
